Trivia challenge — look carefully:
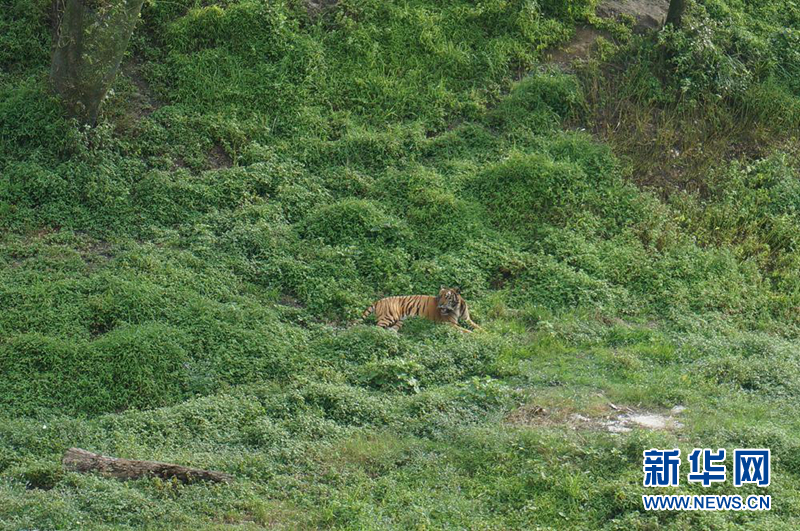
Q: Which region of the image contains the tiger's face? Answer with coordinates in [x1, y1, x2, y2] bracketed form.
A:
[437, 287, 461, 315]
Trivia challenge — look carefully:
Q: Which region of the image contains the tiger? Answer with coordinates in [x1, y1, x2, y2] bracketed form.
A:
[361, 287, 482, 333]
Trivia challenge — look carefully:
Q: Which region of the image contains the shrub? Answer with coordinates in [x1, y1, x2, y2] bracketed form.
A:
[357, 358, 423, 394]
[489, 70, 585, 130]
[0, 77, 76, 164]
[298, 199, 411, 247]
[0, 324, 189, 415]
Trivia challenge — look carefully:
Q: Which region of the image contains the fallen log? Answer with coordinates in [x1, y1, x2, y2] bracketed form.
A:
[62, 447, 233, 484]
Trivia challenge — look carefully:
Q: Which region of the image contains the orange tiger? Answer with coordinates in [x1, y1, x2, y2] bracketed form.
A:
[361, 287, 482, 333]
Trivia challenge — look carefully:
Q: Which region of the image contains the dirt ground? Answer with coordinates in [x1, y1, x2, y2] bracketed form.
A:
[546, 0, 669, 68]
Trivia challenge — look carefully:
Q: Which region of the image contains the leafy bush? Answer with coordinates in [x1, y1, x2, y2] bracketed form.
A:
[489, 70, 585, 130]
[357, 358, 423, 394]
[299, 199, 411, 247]
[0, 78, 76, 165]
[468, 151, 603, 234]
[0, 325, 189, 415]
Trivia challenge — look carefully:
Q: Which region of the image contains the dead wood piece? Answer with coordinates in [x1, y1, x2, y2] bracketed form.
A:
[62, 447, 233, 484]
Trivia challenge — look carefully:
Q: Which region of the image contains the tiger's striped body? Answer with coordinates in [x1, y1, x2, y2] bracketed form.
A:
[361, 288, 482, 333]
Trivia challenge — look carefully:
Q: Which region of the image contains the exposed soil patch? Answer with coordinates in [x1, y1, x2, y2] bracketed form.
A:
[8, 230, 114, 272]
[584, 92, 788, 197]
[82, 239, 114, 272]
[490, 266, 515, 290]
[208, 143, 234, 169]
[279, 295, 305, 309]
[120, 61, 163, 120]
[507, 401, 685, 433]
[546, 27, 608, 70]
[546, 0, 669, 67]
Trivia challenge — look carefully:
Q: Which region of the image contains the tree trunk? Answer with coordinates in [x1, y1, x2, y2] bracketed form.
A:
[665, 0, 686, 28]
[62, 447, 233, 483]
[50, 0, 145, 125]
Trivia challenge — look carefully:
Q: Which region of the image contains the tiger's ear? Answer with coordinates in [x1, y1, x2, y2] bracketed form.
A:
[440, 285, 445, 291]
[454, 287, 461, 294]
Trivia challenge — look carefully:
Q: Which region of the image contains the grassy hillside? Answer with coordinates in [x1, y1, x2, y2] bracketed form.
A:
[1, 0, 800, 528]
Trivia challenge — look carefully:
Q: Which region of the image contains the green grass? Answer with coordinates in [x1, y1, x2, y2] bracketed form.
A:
[1, 0, 800, 528]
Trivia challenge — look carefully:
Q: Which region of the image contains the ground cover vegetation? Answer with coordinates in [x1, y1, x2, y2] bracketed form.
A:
[1, 0, 800, 528]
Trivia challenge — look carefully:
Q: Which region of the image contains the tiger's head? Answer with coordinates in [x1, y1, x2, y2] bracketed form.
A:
[437, 287, 462, 316]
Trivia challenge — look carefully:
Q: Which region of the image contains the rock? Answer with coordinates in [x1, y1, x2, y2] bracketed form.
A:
[305, 0, 338, 18]
[546, 0, 669, 69]
[671, 405, 686, 415]
[625, 413, 669, 430]
[597, 0, 668, 34]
